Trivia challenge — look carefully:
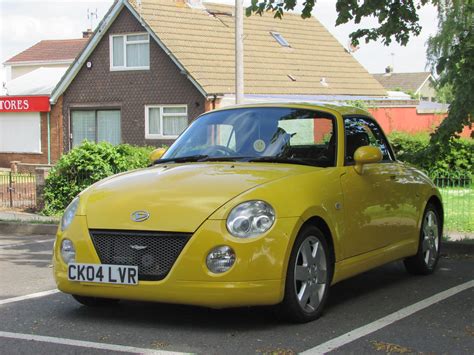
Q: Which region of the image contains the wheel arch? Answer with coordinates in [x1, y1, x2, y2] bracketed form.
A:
[300, 216, 336, 270]
[426, 195, 444, 228]
[280, 212, 340, 293]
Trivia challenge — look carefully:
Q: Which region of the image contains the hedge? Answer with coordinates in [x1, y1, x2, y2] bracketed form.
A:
[388, 132, 473, 177]
[42, 141, 154, 216]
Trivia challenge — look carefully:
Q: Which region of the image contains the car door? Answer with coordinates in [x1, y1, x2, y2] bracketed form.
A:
[340, 116, 405, 258]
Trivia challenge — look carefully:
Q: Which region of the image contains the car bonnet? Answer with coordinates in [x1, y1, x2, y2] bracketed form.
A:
[82, 162, 312, 232]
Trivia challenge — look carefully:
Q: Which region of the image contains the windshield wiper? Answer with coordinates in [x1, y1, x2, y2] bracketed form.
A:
[154, 155, 208, 164]
[248, 156, 315, 166]
[197, 156, 250, 162]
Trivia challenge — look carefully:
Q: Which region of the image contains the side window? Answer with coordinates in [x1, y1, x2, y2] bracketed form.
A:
[344, 117, 392, 164]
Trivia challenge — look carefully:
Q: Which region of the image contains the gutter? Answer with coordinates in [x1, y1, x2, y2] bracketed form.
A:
[4, 59, 74, 67]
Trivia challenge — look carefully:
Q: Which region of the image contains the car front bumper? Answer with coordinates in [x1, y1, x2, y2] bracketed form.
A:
[53, 215, 300, 308]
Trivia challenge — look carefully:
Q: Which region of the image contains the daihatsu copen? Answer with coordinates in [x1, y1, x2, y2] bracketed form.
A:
[53, 103, 443, 322]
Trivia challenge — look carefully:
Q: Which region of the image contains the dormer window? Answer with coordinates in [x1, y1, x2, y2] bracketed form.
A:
[110, 33, 150, 70]
[270, 32, 290, 47]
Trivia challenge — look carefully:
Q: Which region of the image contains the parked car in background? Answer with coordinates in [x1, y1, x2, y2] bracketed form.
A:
[54, 103, 443, 323]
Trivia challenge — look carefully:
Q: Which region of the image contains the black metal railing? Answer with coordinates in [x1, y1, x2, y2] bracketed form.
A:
[0, 172, 36, 209]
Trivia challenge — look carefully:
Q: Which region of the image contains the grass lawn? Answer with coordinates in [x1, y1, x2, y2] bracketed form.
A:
[439, 187, 474, 232]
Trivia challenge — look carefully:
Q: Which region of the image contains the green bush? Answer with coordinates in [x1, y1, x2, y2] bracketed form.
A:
[42, 141, 154, 216]
[388, 132, 474, 177]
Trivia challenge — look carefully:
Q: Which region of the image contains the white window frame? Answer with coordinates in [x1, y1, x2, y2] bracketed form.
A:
[270, 31, 290, 47]
[109, 33, 150, 71]
[145, 105, 188, 139]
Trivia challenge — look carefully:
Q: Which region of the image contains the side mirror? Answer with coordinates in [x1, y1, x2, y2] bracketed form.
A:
[149, 147, 167, 164]
[353, 146, 382, 174]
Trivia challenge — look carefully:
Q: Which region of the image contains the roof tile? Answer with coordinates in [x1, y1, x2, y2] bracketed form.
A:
[131, 0, 386, 96]
[5, 39, 88, 64]
[373, 72, 432, 93]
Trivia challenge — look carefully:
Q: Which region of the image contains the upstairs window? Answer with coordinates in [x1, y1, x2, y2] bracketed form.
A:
[110, 33, 150, 70]
[270, 32, 290, 47]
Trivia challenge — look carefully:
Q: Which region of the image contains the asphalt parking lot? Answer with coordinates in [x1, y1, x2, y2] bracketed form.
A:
[0, 232, 473, 354]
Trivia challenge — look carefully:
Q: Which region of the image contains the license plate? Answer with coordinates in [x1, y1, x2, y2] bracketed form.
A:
[68, 263, 138, 285]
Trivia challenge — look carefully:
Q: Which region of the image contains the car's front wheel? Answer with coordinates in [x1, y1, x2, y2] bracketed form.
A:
[279, 225, 333, 323]
[404, 203, 442, 275]
[72, 295, 120, 307]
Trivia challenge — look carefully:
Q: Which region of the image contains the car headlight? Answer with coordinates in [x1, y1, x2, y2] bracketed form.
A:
[60, 239, 76, 264]
[61, 196, 79, 232]
[226, 200, 275, 238]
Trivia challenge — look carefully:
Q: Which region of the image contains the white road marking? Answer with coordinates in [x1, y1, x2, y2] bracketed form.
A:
[302, 280, 474, 354]
[0, 331, 186, 354]
[0, 289, 60, 306]
[0, 238, 55, 248]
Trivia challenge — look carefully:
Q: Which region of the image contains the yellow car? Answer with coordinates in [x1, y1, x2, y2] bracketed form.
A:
[53, 103, 443, 323]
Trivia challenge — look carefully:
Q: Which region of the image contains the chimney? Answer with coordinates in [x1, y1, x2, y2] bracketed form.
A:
[82, 29, 93, 39]
[385, 65, 393, 75]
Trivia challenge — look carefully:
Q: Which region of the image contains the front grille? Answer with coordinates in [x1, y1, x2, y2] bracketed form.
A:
[89, 229, 192, 281]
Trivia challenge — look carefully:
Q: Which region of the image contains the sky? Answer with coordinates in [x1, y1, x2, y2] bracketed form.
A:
[0, 0, 439, 88]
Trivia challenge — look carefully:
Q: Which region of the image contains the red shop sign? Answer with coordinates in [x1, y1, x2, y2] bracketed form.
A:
[0, 96, 50, 112]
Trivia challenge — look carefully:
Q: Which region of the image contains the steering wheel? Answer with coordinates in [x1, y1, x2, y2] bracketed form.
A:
[203, 145, 236, 156]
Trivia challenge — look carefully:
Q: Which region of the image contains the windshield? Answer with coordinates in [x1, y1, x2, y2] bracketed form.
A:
[161, 107, 337, 167]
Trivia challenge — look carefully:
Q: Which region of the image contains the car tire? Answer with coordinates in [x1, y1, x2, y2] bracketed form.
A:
[72, 295, 120, 307]
[278, 225, 333, 323]
[404, 203, 442, 275]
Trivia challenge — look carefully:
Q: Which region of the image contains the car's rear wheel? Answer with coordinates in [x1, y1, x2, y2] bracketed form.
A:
[278, 225, 333, 323]
[404, 203, 442, 275]
[72, 295, 120, 307]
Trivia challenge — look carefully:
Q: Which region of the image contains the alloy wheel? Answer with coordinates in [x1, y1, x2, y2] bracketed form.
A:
[294, 236, 328, 312]
[422, 210, 439, 269]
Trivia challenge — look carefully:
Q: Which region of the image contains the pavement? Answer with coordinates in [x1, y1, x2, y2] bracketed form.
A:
[0, 230, 473, 354]
[0, 210, 59, 223]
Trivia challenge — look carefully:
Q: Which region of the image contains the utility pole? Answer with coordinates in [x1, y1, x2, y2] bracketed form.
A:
[235, 0, 244, 104]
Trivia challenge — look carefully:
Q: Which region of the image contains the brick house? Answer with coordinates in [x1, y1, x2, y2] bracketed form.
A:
[0, 40, 87, 168]
[50, 0, 386, 151]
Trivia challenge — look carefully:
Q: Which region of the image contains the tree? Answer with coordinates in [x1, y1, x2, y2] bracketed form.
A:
[435, 83, 454, 104]
[247, 0, 473, 140]
[427, 1, 473, 140]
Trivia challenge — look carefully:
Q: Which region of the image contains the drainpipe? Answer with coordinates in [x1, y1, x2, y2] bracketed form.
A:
[47, 112, 51, 165]
[212, 95, 217, 110]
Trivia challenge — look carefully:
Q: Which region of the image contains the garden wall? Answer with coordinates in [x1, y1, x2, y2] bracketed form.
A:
[368, 106, 472, 138]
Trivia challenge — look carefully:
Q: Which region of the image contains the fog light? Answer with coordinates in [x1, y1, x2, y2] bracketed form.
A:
[206, 246, 235, 274]
[60, 239, 76, 264]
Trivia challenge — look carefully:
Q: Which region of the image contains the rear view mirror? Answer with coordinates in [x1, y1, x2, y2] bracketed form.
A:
[149, 148, 167, 163]
[353, 146, 382, 174]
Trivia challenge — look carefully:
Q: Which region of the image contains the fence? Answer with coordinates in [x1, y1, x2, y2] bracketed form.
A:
[431, 174, 473, 233]
[0, 172, 37, 209]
